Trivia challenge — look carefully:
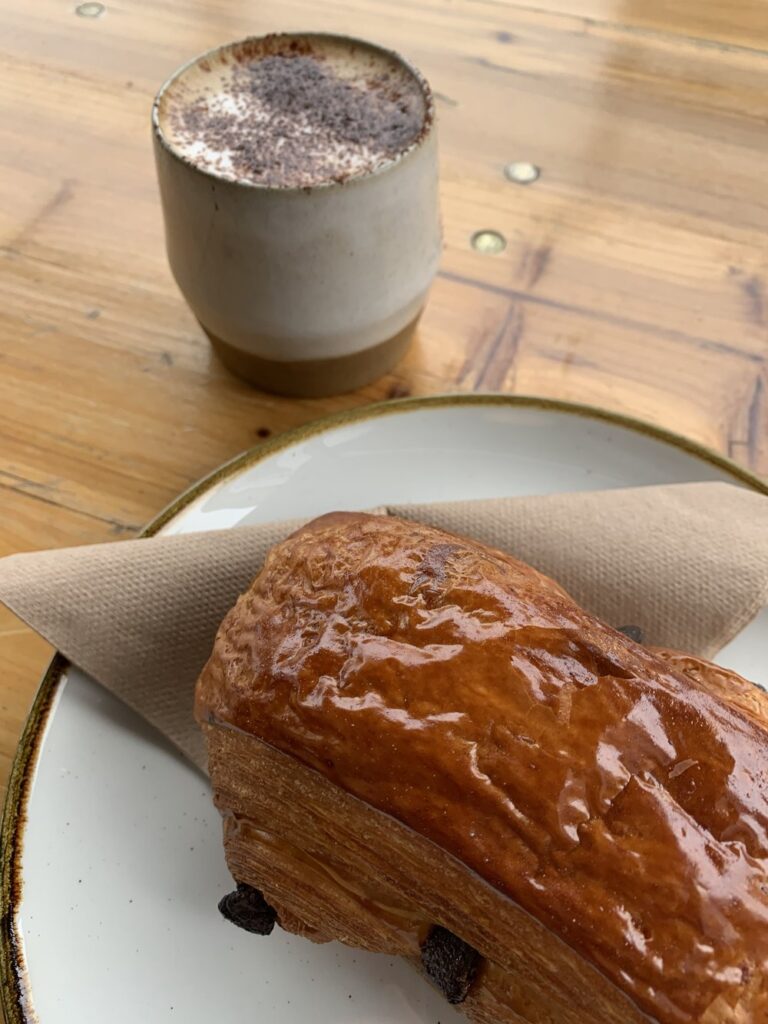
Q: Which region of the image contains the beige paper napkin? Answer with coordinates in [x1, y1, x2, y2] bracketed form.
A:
[0, 482, 765, 772]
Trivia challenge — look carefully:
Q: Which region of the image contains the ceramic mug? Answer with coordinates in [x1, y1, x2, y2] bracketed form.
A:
[151, 33, 441, 398]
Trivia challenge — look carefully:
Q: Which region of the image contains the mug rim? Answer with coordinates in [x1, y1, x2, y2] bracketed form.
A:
[151, 31, 436, 194]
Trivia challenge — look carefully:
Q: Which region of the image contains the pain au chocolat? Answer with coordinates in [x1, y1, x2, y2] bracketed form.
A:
[195, 511, 768, 1023]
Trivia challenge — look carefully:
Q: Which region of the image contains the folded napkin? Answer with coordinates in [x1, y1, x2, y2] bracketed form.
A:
[0, 482, 765, 771]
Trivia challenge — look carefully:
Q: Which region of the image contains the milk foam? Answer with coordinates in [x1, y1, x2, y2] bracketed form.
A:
[156, 35, 430, 188]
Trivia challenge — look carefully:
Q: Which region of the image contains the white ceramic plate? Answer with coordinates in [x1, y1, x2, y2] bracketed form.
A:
[3, 396, 766, 1024]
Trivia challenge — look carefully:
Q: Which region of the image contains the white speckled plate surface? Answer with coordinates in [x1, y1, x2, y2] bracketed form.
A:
[2, 395, 766, 1024]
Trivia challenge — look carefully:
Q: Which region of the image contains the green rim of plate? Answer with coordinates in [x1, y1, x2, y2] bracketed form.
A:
[1, 393, 765, 1022]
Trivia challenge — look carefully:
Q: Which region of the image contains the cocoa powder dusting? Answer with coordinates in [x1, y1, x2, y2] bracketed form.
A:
[168, 47, 427, 188]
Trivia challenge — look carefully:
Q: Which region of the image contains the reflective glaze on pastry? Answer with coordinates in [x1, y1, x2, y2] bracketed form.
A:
[197, 512, 768, 1022]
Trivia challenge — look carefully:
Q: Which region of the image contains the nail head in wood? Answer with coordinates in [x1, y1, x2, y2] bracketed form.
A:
[504, 161, 540, 184]
[75, 2, 105, 15]
[471, 229, 507, 254]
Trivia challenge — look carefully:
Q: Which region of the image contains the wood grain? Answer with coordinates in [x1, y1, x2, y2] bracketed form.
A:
[0, 0, 767, 803]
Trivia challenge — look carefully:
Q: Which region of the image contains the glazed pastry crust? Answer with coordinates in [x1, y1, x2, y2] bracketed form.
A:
[197, 512, 768, 1023]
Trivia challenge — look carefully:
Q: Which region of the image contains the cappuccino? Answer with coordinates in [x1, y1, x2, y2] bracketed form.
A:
[159, 35, 429, 190]
[153, 34, 440, 396]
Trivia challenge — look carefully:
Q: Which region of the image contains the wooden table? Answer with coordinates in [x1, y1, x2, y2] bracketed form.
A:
[1, 0, 766, 798]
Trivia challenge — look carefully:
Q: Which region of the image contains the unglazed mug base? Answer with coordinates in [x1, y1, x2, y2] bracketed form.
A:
[203, 313, 421, 398]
